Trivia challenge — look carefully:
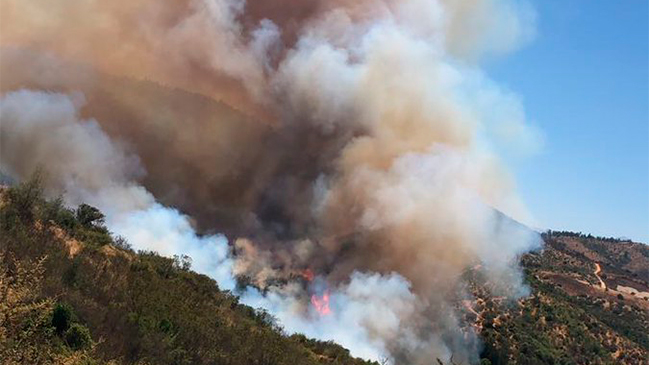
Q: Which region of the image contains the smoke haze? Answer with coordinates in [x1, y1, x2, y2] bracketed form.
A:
[1, 0, 542, 363]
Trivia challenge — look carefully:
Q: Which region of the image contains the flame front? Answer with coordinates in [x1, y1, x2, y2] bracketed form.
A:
[310, 290, 331, 316]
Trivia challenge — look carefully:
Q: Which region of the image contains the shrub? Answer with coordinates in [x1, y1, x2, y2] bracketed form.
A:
[75, 227, 113, 246]
[113, 235, 133, 251]
[52, 303, 73, 334]
[65, 323, 92, 350]
[55, 207, 79, 232]
[173, 254, 192, 271]
[1, 172, 44, 228]
[158, 318, 174, 334]
[63, 259, 80, 287]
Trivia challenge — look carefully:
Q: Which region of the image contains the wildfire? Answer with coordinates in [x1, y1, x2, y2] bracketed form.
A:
[311, 290, 331, 316]
[301, 268, 332, 316]
[301, 268, 315, 282]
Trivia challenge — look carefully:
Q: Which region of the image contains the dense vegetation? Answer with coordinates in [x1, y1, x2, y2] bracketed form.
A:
[0, 177, 377, 365]
[478, 271, 623, 365]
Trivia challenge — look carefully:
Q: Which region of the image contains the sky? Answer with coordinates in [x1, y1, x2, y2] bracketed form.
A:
[487, 1, 648, 242]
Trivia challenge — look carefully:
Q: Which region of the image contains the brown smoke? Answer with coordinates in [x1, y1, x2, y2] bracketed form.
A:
[1, 0, 540, 362]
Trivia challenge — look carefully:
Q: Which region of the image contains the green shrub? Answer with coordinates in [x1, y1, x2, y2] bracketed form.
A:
[65, 323, 92, 350]
[5, 172, 44, 223]
[52, 303, 73, 334]
[158, 318, 174, 334]
[75, 227, 113, 246]
[40, 196, 76, 231]
[113, 235, 133, 251]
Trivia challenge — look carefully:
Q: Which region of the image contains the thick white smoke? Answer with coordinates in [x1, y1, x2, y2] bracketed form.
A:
[242, 271, 420, 361]
[0, 89, 414, 361]
[0, 90, 235, 289]
[0, 88, 423, 361]
[0, 90, 149, 213]
[1, 0, 544, 363]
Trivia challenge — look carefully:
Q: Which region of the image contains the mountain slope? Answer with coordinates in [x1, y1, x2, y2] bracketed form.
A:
[474, 232, 648, 365]
[1, 179, 648, 364]
[0, 180, 376, 365]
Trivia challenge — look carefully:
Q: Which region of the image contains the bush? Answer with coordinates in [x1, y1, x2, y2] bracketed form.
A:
[52, 303, 73, 334]
[158, 318, 174, 334]
[75, 227, 113, 246]
[173, 254, 192, 271]
[1, 172, 44, 228]
[113, 235, 133, 251]
[65, 323, 92, 350]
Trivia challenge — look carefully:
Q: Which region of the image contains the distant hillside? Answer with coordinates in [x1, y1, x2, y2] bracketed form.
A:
[0, 179, 376, 365]
[1, 178, 648, 364]
[473, 231, 648, 365]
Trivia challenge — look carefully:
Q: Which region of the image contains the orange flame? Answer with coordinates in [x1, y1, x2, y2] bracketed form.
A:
[310, 290, 331, 316]
[301, 268, 314, 282]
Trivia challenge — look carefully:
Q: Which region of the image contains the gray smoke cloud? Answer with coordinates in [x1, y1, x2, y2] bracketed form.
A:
[1, 0, 543, 363]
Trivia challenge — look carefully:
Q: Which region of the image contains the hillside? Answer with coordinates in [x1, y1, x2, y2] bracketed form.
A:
[0, 180, 376, 365]
[473, 232, 649, 364]
[1, 179, 648, 365]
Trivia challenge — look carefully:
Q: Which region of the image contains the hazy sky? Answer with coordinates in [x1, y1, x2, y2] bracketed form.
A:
[488, 1, 648, 242]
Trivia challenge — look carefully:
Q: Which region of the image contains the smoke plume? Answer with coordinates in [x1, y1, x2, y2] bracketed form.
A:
[1, 0, 542, 362]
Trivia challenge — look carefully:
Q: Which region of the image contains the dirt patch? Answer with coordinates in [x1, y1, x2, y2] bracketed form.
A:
[50, 226, 82, 258]
[100, 245, 133, 261]
[616, 285, 649, 300]
[594, 263, 607, 290]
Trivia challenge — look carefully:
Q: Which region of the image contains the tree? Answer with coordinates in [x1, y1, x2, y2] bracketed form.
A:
[76, 204, 105, 228]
